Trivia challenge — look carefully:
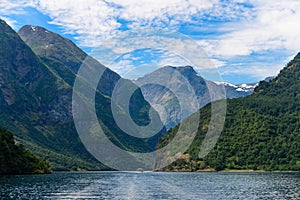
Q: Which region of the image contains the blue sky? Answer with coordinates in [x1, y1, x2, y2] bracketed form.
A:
[1, 0, 300, 84]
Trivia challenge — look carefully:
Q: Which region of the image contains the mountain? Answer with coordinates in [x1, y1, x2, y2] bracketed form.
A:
[215, 81, 258, 98]
[0, 127, 51, 174]
[0, 19, 105, 170]
[135, 66, 255, 129]
[18, 25, 119, 97]
[18, 25, 164, 148]
[157, 53, 300, 171]
[0, 19, 164, 171]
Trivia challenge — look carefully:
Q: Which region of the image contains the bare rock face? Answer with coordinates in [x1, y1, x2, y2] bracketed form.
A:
[135, 66, 256, 129]
[44, 91, 73, 124]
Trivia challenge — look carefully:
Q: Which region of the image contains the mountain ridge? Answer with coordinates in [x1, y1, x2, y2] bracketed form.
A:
[157, 53, 300, 171]
[0, 19, 165, 171]
[135, 65, 256, 129]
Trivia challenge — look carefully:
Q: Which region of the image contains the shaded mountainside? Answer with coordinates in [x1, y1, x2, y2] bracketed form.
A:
[0, 19, 107, 170]
[18, 24, 164, 151]
[0, 19, 164, 171]
[157, 53, 300, 171]
[135, 66, 255, 129]
[18, 25, 119, 97]
[0, 127, 51, 174]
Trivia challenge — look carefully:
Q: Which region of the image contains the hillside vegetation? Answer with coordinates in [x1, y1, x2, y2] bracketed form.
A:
[0, 127, 51, 174]
[158, 53, 300, 171]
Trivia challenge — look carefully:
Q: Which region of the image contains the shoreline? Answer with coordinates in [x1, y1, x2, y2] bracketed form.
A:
[2, 170, 299, 176]
[51, 169, 299, 173]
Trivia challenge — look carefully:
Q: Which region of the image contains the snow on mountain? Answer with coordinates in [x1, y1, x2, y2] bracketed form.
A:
[215, 81, 258, 93]
[215, 81, 238, 88]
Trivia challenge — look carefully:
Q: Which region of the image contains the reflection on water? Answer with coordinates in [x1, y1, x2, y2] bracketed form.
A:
[0, 172, 299, 199]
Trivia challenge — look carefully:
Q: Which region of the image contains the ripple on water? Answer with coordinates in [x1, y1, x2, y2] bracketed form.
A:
[0, 172, 299, 200]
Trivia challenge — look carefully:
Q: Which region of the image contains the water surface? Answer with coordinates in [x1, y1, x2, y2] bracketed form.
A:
[1, 171, 299, 199]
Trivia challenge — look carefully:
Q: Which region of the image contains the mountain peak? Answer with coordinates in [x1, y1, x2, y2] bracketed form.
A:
[18, 24, 88, 74]
[21, 25, 46, 32]
[19, 25, 57, 35]
[18, 25, 75, 49]
[0, 19, 11, 30]
[163, 65, 196, 73]
[135, 65, 254, 128]
[18, 25, 61, 42]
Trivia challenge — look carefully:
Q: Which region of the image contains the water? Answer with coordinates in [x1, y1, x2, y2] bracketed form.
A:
[0, 172, 299, 199]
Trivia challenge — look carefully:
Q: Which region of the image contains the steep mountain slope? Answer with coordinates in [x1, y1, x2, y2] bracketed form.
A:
[0, 19, 106, 170]
[0, 20, 164, 170]
[135, 66, 255, 129]
[157, 53, 300, 171]
[18, 25, 118, 97]
[18, 25, 163, 151]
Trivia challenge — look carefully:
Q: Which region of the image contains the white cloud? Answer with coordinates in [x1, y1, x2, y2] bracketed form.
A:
[109, 0, 216, 28]
[0, 0, 33, 14]
[158, 54, 192, 67]
[108, 58, 136, 75]
[0, 0, 219, 47]
[34, 0, 121, 46]
[2, 0, 299, 57]
[1, 0, 252, 48]
[0, 0, 34, 29]
[219, 63, 282, 79]
[208, 0, 300, 58]
[109, 55, 160, 79]
[0, 16, 17, 29]
[89, 29, 219, 77]
[2, 0, 299, 80]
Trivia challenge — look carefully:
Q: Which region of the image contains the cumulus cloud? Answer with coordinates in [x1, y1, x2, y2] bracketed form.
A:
[3, 0, 296, 56]
[0, 0, 33, 14]
[109, 0, 216, 28]
[219, 63, 283, 80]
[0, 0, 34, 27]
[89, 28, 219, 79]
[108, 58, 136, 75]
[209, 0, 300, 58]
[1, 0, 299, 80]
[35, 0, 121, 46]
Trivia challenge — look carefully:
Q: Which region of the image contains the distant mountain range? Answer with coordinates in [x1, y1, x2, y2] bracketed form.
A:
[0, 19, 164, 171]
[135, 66, 258, 129]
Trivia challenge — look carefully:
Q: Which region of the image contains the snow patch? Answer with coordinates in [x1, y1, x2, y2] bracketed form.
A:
[236, 88, 245, 92]
[215, 81, 238, 88]
[215, 81, 258, 93]
[31, 26, 36, 32]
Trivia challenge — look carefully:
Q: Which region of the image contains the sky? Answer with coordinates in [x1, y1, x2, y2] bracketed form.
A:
[1, 0, 300, 84]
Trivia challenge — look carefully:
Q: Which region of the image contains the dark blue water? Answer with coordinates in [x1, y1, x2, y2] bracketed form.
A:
[0, 172, 299, 199]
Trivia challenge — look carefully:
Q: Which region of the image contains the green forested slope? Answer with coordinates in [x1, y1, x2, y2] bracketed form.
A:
[158, 53, 300, 171]
[0, 127, 51, 174]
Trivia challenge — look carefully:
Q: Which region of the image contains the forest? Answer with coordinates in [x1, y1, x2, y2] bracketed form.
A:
[0, 127, 51, 174]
